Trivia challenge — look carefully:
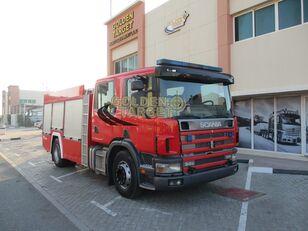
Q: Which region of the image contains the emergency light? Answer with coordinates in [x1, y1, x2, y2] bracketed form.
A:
[156, 59, 223, 73]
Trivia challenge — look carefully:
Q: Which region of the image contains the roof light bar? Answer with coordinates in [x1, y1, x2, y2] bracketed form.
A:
[156, 59, 223, 73]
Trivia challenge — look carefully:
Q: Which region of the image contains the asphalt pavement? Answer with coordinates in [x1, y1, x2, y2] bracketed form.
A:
[1, 130, 308, 231]
[0, 155, 78, 231]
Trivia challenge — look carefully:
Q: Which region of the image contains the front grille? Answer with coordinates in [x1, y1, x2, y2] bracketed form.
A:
[284, 128, 300, 136]
[195, 155, 225, 166]
[211, 132, 225, 138]
[215, 139, 233, 146]
[181, 129, 235, 155]
[195, 134, 211, 139]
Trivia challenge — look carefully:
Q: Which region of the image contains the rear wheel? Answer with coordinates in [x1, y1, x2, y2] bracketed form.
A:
[112, 150, 141, 198]
[52, 139, 69, 167]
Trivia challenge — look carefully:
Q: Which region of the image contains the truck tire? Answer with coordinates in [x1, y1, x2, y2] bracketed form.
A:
[112, 150, 141, 198]
[52, 139, 69, 168]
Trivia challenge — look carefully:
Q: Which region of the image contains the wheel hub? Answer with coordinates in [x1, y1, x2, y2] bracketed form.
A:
[115, 161, 131, 189]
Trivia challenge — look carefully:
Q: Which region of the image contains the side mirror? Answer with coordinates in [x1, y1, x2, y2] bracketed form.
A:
[131, 80, 144, 91]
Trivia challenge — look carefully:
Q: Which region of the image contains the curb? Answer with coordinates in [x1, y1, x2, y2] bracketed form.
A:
[0, 137, 21, 142]
[272, 169, 308, 176]
[237, 159, 249, 164]
[238, 158, 308, 176]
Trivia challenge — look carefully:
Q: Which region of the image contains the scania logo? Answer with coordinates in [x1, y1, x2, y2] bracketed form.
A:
[200, 121, 222, 128]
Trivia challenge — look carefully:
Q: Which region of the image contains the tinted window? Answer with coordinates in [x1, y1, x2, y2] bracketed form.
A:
[255, 5, 275, 36]
[235, 12, 253, 41]
[304, 0, 308, 22]
[279, 0, 301, 30]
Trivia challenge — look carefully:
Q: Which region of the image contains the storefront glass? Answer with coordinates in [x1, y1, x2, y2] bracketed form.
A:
[306, 98, 308, 153]
[253, 98, 274, 151]
[276, 96, 301, 154]
[235, 100, 251, 148]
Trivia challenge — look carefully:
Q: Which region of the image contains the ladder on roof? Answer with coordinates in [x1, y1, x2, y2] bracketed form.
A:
[81, 94, 90, 167]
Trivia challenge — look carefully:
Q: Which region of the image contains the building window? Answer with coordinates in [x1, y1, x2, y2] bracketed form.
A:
[128, 55, 138, 71]
[278, 0, 301, 30]
[304, 0, 308, 22]
[114, 54, 138, 74]
[121, 59, 128, 72]
[255, 5, 275, 36]
[115, 61, 121, 74]
[235, 12, 253, 41]
[234, 0, 307, 42]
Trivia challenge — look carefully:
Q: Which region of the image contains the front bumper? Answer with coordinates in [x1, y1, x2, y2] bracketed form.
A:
[152, 163, 238, 191]
[281, 134, 301, 144]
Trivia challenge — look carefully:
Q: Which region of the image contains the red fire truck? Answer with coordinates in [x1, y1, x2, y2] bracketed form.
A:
[42, 59, 239, 198]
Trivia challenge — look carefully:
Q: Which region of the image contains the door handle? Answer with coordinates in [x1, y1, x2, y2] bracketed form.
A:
[94, 126, 99, 134]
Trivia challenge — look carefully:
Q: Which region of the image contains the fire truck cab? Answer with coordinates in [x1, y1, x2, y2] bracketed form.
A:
[42, 59, 239, 198]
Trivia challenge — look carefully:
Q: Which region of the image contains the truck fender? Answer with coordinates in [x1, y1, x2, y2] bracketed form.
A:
[106, 139, 141, 185]
[50, 132, 63, 158]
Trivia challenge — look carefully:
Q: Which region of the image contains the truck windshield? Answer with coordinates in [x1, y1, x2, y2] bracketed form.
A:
[158, 78, 232, 119]
[281, 115, 300, 125]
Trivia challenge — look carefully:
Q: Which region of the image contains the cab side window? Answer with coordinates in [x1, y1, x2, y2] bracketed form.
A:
[125, 78, 138, 97]
[124, 76, 153, 97]
[95, 81, 114, 112]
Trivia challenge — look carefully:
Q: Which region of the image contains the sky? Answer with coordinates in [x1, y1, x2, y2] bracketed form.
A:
[0, 0, 168, 115]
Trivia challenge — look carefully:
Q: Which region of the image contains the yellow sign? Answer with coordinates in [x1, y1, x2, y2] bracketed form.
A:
[112, 12, 134, 38]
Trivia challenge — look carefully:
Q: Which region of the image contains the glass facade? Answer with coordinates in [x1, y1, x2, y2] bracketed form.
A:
[306, 98, 308, 153]
[253, 98, 274, 151]
[279, 0, 301, 30]
[255, 5, 275, 36]
[276, 97, 301, 154]
[235, 12, 253, 41]
[234, 100, 252, 148]
[235, 96, 307, 155]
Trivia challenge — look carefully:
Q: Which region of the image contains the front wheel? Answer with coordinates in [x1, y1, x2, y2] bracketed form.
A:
[52, 139, 69, 167]
[112, 151, 141, 198]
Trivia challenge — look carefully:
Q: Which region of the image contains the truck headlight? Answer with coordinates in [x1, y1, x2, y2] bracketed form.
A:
[155, 162, 182, 174]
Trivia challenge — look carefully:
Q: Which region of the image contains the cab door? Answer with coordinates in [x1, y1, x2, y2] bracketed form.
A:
[92, 79, 116, 145]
